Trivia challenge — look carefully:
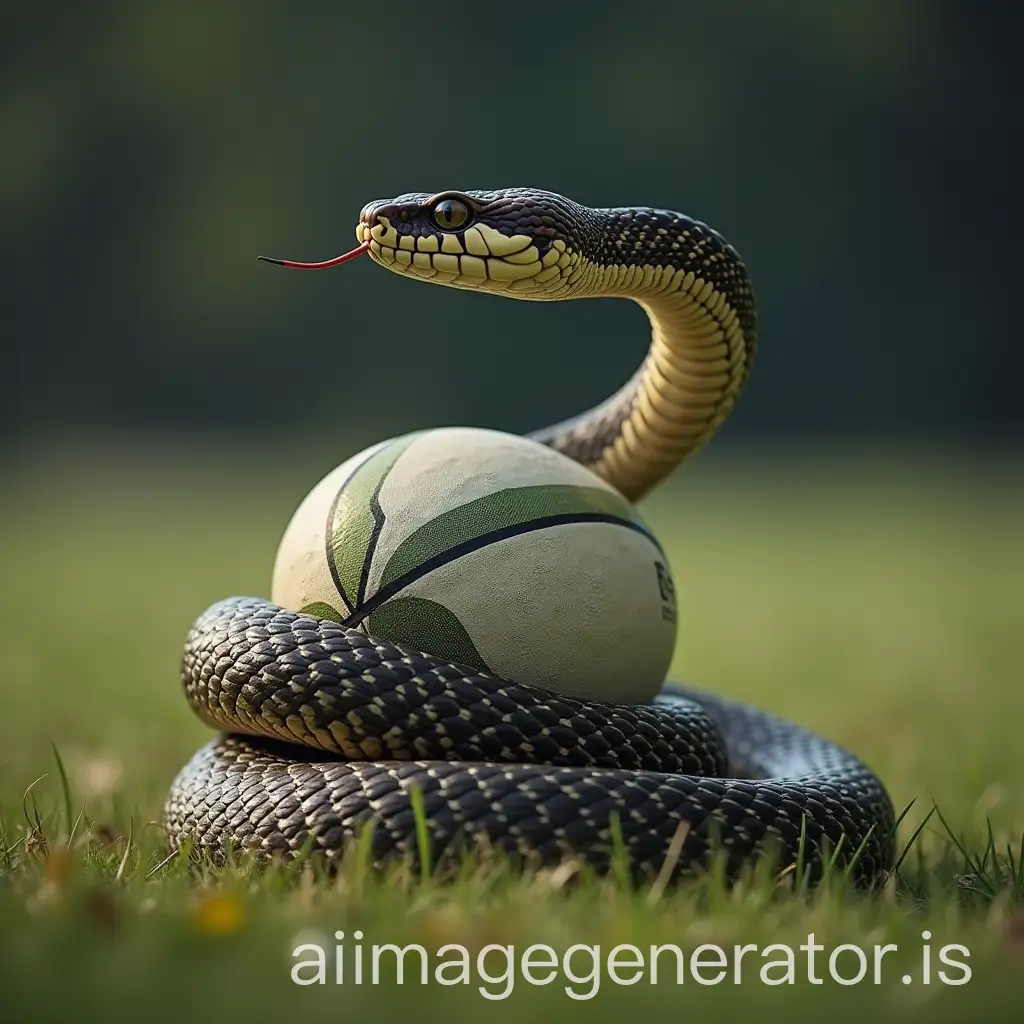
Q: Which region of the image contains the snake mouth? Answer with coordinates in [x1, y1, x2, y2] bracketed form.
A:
[356, 216, 580, 297]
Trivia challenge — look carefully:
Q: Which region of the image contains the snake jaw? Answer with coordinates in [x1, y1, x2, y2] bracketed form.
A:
[355, 201, 583, 299]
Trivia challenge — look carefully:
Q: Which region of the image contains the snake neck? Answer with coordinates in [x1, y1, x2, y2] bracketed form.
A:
[530, 207, 758, 502]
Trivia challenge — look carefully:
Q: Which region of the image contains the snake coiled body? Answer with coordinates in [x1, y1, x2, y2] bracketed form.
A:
[165, 188, 895, 884]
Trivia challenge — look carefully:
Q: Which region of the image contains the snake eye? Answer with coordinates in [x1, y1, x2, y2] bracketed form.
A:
[431, 197, 471, 231]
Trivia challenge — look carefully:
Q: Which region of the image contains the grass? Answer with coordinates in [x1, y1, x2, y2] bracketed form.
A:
[1, 436, 1023, 1020]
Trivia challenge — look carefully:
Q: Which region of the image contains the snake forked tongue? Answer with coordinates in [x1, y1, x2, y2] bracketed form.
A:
[257, 241, 370, 270]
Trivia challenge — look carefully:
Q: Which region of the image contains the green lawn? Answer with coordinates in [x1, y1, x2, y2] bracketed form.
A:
[1, 439, 1022, 1021]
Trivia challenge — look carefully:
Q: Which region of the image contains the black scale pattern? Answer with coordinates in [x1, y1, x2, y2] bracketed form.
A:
[165, 598, 895, 885]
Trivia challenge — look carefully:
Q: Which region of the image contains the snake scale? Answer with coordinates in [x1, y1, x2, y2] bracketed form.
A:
[164, 189, 895, 885]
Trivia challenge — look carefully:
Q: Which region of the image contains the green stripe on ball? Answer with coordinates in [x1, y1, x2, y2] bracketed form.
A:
[379, 483, 650, 591]
[298, 601, 346, 623]
[328, 433, 421, 608]
[367, 596, 489, 671]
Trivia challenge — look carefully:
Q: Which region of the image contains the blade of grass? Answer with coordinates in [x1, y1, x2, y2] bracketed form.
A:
[115, 816, 134, 882]
[66, 802, 87, 851]
[841, 824, 876, 886]
[21, 774, 48, 832]
[281, 833, 317, 888]
[647, 820, 690, 906]
[51, 744, 73, 839]
[893, 804, 937, 877]
[145, 847, 180, 880]
[608, 812, 631, 890]
[408, 785, 431, 884]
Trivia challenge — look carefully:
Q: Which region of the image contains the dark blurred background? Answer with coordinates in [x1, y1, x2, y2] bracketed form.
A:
[2, 1, 1017, 454]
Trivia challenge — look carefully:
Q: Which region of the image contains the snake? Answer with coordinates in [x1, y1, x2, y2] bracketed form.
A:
[164, 188, 895, 885]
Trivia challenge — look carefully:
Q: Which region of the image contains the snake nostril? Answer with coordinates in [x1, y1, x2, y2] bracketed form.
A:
[360, 201, 388, 225]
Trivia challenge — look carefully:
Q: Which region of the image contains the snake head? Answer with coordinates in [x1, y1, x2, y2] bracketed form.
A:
[355, 188, 592, 298]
